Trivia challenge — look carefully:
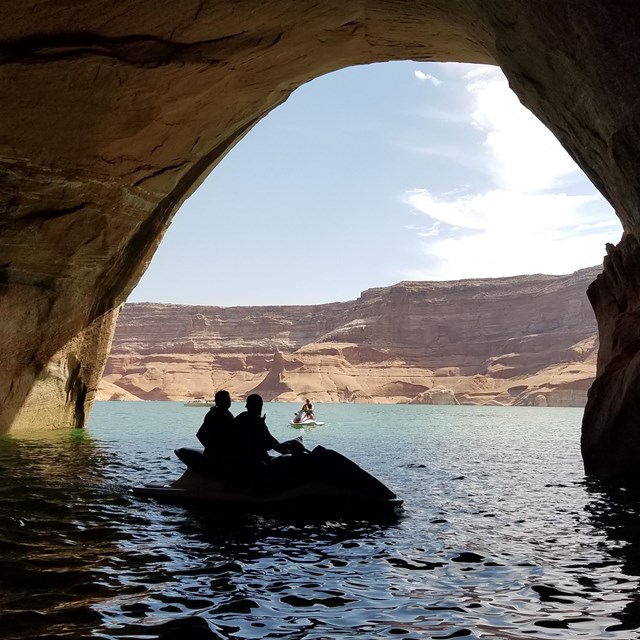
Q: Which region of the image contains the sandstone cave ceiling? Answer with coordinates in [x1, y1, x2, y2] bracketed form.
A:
[2, 1, 640, 480]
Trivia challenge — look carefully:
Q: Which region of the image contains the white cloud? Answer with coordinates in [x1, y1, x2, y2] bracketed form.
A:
[465, 66, 577, 192]
[403, 64, 622, 279]
[405, 227, 618, 281]
[414, 70, 442, 86]
[405, 188, 599, 233]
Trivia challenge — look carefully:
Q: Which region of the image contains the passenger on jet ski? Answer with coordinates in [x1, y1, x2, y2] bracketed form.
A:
[196, 389, 234, 461]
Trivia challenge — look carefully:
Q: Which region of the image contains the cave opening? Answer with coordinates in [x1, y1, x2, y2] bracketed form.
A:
[107, 61, 621, 410]
[2, 1, 639, 480]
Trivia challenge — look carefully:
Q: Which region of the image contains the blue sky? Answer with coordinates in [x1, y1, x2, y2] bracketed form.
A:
[129, 61, 622, 306]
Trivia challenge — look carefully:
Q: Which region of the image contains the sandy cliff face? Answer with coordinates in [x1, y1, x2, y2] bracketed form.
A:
[100, 268, 599, 406]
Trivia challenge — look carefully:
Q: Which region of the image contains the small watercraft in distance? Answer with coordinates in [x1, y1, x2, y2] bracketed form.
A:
[290, 410, 325, 427]
[184, 397, 215, 407]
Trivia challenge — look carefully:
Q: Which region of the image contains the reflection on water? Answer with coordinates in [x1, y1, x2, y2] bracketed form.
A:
[584, 480, 640, 634]
[0, 404, 640, 638]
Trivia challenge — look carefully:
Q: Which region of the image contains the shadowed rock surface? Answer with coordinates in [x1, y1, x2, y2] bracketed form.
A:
[1, 0, 640, 481]
[100, 267, 599, 406]
[582, 235, 640, 480]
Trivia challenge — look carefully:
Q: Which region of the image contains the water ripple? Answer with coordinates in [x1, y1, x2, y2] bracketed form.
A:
[1, 405, 640, 638]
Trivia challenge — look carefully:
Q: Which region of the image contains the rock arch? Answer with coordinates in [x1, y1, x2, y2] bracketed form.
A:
[1, 1, 639, 479]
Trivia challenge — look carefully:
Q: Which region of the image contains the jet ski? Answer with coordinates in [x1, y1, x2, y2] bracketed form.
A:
[290, 410, 325, 427]
[133, 445, 402, 514]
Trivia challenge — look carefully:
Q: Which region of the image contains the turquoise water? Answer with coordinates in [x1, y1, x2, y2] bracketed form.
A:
[1, 402, 639, 638]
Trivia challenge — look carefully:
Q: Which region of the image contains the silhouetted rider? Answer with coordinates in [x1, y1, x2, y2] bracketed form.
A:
[196, 389, 234, 460]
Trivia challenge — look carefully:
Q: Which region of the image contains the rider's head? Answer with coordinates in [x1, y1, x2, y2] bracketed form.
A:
[214, 389, 231, 409]
[245, 393, 263, 415]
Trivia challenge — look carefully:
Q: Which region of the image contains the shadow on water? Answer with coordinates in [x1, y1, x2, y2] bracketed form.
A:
[175, 502, 403, 559]
[584, 478, 640, 634]
[0, 430, 120, 639]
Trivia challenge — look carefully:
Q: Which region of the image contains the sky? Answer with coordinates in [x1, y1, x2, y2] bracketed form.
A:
[129, 61, 623, 307]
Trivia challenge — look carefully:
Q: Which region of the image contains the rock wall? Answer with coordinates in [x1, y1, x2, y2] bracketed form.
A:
[100, 268, 599, 406]
[582, 235, 640, 481]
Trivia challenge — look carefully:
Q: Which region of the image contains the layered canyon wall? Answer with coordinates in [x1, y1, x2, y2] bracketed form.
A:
[100, 267, 599, 407]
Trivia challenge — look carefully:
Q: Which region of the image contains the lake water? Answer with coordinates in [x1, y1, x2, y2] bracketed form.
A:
[1, 402, 640, 639]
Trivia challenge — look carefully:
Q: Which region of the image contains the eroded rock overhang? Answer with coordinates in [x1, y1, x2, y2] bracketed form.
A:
[0, 1, 639, 480]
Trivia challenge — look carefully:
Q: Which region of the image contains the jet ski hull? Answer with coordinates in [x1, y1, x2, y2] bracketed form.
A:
[290, 420, 325, 427]
[133, 446, 402, 515]
[290, 410, 324, 427]
[133, 472, 402, 513]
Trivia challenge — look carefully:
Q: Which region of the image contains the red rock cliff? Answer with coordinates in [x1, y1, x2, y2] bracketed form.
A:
[100, 267, 599, 406]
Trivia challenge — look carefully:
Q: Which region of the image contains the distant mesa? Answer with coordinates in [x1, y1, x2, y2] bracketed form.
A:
[99, 268, 599, 407]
